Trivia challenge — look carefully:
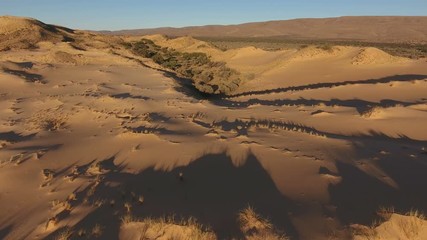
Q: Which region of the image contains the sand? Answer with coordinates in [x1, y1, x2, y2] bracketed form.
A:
[1, 16, 427, 240]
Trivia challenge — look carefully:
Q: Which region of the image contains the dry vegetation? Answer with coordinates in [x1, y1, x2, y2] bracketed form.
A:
[118, 206, 287, 240]
[198, 36, 427, 59]
[2, 16, 427, 240]
[54, 228, 73, 240]
[120, 215, 216, 240]
[124, 38, 241, 95]
[352, 208, 427, 240]
[238, 206, 288, 240]
[26, 111, 67, 131]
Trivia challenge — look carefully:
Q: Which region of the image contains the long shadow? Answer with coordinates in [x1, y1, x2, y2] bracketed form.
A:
[125, 125, 187, 136]
[228, 74, 427, 98]
[44, 153, 297, 239]
[0, 225, 12, 240]
[328, 161, 400, 225]
[5, 61, 34, 69]
[206, 118, 427, 144]
[3, 68, 45, 83]
[329, 136, 427, 226]
[161, 71, 215, 100]
[110, 93, 150, 100]
[9, 144, 62, 152]
[0, 131, 36, 143]
[212, 97, 417, 114]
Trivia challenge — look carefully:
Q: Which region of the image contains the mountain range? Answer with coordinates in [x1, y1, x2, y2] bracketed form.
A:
[100, 16, 427, 43]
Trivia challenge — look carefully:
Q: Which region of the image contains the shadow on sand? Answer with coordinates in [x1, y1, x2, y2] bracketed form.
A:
[329, 135, 427, 225]
[0, 131, 36, 143]
[3, 68, 45, 83]
[45, 153, 297, 239]
[212, 97, 417, 115]
[228, 74, 427, 98]
[0, 225, 12, 240]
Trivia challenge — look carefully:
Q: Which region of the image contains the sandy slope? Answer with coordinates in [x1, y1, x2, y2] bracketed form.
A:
[1, 17, 427, 240]
[353, 212, 427, 240]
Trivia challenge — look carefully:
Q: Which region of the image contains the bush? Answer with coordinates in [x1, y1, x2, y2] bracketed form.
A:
[317, 44, 333, 52]
[126, 38, 242, 95]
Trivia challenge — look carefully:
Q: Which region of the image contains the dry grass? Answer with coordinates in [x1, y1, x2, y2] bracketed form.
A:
[238, 206, 273, 234]
[121, 214, 139, 224]
[199, 36, 427, 59]
[54, 228, 73, 240]
[121, 215, 216, 240]
[353, 208, 426, 240]
[120, 207, 288, 239]
[238, 206, 288, 240]
[27, 110, 67, 131]
[40, 117, 66, 131]
[399, 210, 426, 239]
[377, 205, 395, 220]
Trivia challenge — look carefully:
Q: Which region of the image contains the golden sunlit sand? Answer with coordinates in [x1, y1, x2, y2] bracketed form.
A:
[0, 16, 427, 240]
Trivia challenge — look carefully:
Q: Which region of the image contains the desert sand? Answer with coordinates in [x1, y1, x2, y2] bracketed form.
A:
[1, 16, 427, 240]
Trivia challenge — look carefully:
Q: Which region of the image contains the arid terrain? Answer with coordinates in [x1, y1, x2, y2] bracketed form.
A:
[1, 16, 427, 240]
[104, 16, 427, 43]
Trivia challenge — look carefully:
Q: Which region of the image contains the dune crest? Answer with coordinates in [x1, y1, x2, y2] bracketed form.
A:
[352, 47, 409, 65]
[0, 16, 49, 34]
[1, 16, 427, 240]
[0, 16, 71, 51]
[353, 212, 427, 240]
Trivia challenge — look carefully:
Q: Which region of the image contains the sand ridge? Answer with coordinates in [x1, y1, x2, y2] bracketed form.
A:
[143, 35, 419, 87]
[352, 47, 409, 65]
[0, 16, 427, 240]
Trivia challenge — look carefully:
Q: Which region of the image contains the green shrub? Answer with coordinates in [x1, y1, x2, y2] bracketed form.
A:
[126, 38, 241, 95]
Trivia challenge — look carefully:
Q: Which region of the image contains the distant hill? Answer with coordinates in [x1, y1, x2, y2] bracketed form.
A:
[101, 16, 427, 43]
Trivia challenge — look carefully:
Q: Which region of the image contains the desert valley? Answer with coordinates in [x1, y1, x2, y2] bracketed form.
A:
[0, 15, 427, 240]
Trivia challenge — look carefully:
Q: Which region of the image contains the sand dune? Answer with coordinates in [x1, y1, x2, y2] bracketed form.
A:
[353, 211, 427, 240]
[143, 35, 423, 89]
[0, 16, 427, 240]
[352, 47, 409, 65]
[0, 16, 72, 51]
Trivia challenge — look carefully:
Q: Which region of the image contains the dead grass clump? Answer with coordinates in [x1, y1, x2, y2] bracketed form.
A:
[27, 110, 67, 131]
[40, 117, 66, 131]
[54, 228, 73, 240]
[317, 44, 334, 52]
[238, 206, 288, 240]
[399, 210, 426, 239]
[121, 216, 216, 240]
[360, 106, 384, 118]
[352, 208, 427, 240]
[377, 205, 395, 220]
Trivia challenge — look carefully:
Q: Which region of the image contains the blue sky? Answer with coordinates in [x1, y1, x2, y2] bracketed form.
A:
[0, 0, 426, 30]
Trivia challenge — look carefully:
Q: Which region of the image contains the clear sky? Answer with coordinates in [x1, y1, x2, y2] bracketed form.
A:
[0, 0, 426, 30]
